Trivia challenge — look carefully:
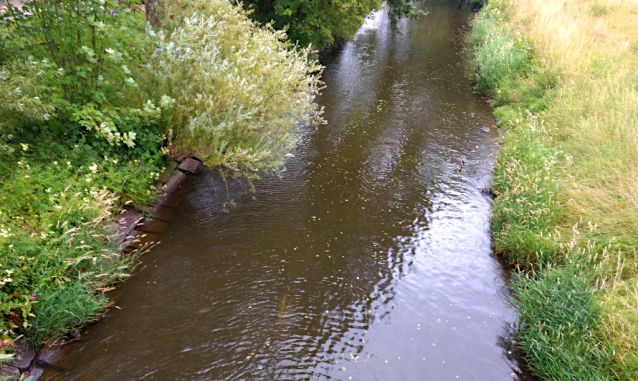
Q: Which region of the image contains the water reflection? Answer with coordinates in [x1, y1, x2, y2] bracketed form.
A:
[39, 1, 534, 380]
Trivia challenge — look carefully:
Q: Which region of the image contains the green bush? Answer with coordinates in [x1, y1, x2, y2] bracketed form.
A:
[152, 0, 325, 180]
[0, 58, 55, 143]
[0, 0, 330, 347]
[0, 0, 167, 345]
[241, 0, 428, 49]
[0, 0, 164, 153]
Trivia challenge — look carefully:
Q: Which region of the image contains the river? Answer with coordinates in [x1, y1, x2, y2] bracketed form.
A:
[39, 1, 534, 380]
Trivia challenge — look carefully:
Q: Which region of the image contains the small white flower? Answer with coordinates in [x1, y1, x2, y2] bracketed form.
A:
[45, 188, 51, 193]
[160, 95, 176, 109]
[89, 163, 98, 173]
[20, 143, 28, 151]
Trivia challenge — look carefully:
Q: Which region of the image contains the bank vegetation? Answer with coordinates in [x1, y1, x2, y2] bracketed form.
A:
[468, 0, 638, 379]
[0, 0, 322, 361]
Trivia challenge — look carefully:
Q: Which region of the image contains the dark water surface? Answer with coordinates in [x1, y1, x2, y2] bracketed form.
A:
[41, 2, 534, 380]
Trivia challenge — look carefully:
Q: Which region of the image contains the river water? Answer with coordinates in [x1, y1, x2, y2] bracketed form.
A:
[40, 2, 534, 380]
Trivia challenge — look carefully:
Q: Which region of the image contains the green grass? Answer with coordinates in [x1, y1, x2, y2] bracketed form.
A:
[490, 117, 562, 267]
[468, 0, 638, 379]
[513, 265, 617, 380]
[0, 127, 163, 347]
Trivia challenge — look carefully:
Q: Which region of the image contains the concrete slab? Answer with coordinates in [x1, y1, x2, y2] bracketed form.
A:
[153, 192, 183, 209]
[13, 342, 35, 371]
[178, 157, 202, 174]
[158, 171, 188, 196]
[115, 211, 143, 246]
[151, 205, 177, 222]
[0, 363, 19, 380]
[136, 218, 169, 234]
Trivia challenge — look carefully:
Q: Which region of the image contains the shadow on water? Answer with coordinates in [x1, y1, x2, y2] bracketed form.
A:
[40, 1, 536, 380]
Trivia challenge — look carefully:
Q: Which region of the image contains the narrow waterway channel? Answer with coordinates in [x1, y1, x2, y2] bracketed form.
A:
[40, 2, 534, 380]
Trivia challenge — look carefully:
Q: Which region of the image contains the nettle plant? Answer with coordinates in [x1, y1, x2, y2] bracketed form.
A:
[0, 0, 163, 150]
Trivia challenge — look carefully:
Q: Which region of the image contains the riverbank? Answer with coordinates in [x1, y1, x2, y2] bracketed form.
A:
[0, 136, 164, 375]
[468, 0, 638, 379]
[0, 0, 322, 377]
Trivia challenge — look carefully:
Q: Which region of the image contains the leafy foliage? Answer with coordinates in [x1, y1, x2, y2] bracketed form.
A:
[243, 0, 381, 48]
[0, 0, 167, 345]
[0, 0, 329, 348]
[0, 0, 163, 150]
[243, 0, 425, 49]
[0, 134, 164, 344]
[152, 0, 325, 179]
[385, 0, 426, 31]
[0, 59, 55, 134]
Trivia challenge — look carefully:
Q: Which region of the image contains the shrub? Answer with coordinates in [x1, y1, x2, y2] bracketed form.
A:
[0, 140, 162, 344]
[0, 58, 55, 137]
[152, 0, 325, 180]
[0, 0, 163, 152]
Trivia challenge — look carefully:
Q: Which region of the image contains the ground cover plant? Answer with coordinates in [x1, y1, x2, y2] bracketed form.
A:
[468, 0, 638, 379]
[0, 0, 167, 350]
[0, 0, 323, 358]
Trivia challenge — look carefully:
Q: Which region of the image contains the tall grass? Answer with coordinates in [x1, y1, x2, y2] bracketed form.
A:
[468, 0, 638, 379]
[514, 266, 616, 380]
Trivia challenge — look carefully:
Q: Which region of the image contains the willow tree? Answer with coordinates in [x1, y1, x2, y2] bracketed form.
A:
[151, 0, 324, 180]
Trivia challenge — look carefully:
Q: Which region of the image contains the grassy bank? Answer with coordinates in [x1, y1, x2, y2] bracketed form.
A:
[468, 0, 638, 379]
